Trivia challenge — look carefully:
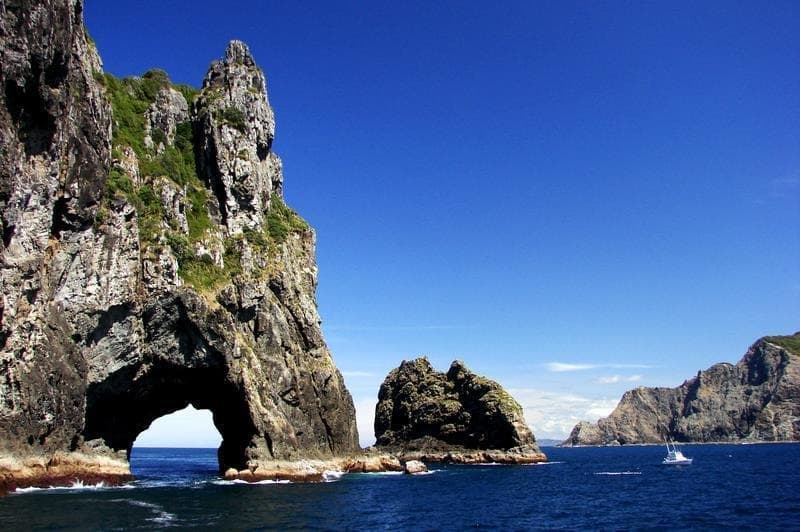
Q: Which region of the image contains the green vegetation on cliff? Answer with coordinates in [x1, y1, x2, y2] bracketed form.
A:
[100, 69, 308, 293]
[764, 334, 800, 356]
[267, 197, 310, 242]
[101, 70, 206, 239]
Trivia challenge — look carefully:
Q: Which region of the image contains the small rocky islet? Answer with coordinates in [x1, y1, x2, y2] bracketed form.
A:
[0, 0, 797, 496]
[373, 358, 546, 464]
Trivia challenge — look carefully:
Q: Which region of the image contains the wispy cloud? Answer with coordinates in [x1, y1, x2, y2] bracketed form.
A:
[545, 362, 654, 373]
[546, 362, 597, 372]
[595, 374, 642, 384]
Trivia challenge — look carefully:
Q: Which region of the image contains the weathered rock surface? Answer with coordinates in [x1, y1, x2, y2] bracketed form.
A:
[144, 85, 189, 152]
[374, 358, 547, 463]
[194, 41, 279, 235]
[563, 334, 800, 446]
[0, 0, 358, 493]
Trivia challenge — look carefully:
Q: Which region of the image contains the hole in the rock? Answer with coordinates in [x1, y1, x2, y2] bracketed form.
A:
[129, 406, 222, 482]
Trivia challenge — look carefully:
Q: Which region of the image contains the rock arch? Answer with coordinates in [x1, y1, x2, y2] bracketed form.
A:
[0, 0, 359, 493]
[83, 362, 255, 472]
[81, 294, 256, 471]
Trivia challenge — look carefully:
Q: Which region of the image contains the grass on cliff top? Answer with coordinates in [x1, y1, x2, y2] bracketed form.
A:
[764, 335, 800, 356]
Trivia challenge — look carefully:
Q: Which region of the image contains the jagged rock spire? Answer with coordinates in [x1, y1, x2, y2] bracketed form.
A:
[194, 40, 283, 234]
[225, 40, 257, 67]
[375, 358, 540, 452]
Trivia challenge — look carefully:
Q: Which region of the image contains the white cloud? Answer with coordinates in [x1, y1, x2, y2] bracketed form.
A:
[133, 406, 222, 448]
[507, 388, 619, 440]
[354, 398, 377, 448]
[131, 401, 381, 450]
[595, 374, 642, 384]
[545, 362, 654, 373]
[546, 362, 597, 372]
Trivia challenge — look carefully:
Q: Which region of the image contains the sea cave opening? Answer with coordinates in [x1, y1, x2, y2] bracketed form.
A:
[129, 406, 223, 481]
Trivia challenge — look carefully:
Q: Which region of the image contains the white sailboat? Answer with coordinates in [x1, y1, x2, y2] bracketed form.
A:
[662, 439, 693, 465]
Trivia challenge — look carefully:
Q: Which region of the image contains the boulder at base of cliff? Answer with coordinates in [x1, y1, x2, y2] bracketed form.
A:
[403, 460, 428, 474]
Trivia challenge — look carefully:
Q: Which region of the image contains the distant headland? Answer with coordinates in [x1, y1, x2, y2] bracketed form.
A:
[563, 333, 800, 446]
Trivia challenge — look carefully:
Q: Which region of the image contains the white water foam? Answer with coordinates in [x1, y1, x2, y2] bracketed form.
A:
[13, 486, 44, 493]
[409, 469, 438, 475]
[594, 471, 642, 476]
[323, 470, 345, 482]
[121, 499, 176, 524]
[13, 480, 137, 494]
[210, 478, 292, 486]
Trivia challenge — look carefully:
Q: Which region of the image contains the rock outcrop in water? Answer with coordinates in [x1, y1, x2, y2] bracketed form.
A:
[374, 358, 546, 463]
[0, 0, 359, 493]
[563, 334, 800, 446]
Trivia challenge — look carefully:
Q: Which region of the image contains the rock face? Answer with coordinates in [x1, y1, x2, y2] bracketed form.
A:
[194, 40, 279, 235]
[563, 334, 800, 446]
[144, 84, 189, 152]
[374, 358, 546, 462]
[0, 0, 358, 492]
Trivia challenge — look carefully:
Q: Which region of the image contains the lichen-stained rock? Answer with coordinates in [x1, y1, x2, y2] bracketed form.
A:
[144, 85, 189, 152]
[563, 333, 800, 446]
[0, 0, 358, 493]
[374, 358, 546, 462]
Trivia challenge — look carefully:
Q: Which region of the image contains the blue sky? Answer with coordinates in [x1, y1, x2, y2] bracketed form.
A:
[85, 1, 799, 446]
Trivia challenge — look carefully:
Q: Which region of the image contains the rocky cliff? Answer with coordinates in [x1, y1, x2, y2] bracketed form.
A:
[563, 334, 800, 446]
[374, 358, 546, 463]
[0, 0, 358, 492]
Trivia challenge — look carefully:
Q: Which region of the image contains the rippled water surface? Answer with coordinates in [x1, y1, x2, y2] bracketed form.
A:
[1, 444, 798, 530]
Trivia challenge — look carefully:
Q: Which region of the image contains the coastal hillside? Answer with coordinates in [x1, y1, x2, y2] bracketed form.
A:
[563, 333, 800, 445]
[0, 0, 358, 491]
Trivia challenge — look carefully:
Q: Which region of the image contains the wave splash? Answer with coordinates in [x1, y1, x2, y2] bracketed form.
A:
[13, 480, 136, 494]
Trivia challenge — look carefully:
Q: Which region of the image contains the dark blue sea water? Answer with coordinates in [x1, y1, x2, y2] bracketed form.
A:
[1, 444, 798, 530]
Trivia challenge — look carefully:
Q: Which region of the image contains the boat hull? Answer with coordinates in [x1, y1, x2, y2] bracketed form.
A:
[662, 458, 693, 465]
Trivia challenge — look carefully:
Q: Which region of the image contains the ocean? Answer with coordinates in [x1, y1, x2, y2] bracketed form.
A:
[1, 443, 798, 530]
